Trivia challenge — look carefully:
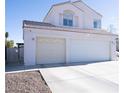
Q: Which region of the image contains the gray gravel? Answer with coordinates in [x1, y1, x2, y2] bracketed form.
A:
[6, 71, 51, 93]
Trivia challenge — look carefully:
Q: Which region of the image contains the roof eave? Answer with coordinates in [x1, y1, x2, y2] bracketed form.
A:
[23, 24, 117, 36]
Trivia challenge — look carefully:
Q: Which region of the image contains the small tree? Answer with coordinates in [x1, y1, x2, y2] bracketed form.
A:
[6, 40, 14, 48]
[5, 32, 9, 63]
[5, 32, 9, 39]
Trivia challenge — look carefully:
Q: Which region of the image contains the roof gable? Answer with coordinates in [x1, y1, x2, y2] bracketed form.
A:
[43, 0, 102, 21]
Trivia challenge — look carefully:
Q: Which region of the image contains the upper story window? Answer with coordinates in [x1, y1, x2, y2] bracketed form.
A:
[63, 10, 74, 27]
[93, 20, 101, 29]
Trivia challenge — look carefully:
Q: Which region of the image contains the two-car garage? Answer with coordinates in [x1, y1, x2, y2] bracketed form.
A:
[23, 21, 117, 66]
[36, 37, 111, 65]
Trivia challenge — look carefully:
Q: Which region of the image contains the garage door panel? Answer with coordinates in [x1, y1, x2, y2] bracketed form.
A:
[70, 39, 110, 62]
[36, 37, 65, 64]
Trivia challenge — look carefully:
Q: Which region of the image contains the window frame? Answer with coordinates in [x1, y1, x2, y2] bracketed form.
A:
[63, 10, 74, 27]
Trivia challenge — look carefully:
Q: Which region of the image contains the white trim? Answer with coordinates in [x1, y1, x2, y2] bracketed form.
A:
[23, 25, 118, 36]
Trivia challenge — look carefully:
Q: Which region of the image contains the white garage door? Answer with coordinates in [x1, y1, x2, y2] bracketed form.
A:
[36, 37, 66, 64]
[70, 39, 110, 62]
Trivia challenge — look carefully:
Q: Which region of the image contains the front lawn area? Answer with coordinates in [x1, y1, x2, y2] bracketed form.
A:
[6, 70, 51, 93]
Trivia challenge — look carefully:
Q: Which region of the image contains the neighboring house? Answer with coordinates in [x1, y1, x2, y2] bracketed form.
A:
[23, 0, 117, 66]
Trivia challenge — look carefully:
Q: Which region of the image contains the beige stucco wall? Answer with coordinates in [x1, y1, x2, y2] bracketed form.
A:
[43, 2, 102, 29]
[24, 27, 117, 65]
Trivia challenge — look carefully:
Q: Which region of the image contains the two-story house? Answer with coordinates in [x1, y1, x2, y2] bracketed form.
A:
[23, 0, 117, 66]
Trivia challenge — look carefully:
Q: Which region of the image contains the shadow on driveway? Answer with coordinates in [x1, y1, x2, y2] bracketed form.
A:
[6, 61, 110, 72]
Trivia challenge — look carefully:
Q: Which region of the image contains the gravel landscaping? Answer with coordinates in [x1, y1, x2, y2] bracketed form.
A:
[6, 70, 51, 93]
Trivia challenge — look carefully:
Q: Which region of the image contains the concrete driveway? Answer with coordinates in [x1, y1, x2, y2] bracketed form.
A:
[40, 61, 118, 93]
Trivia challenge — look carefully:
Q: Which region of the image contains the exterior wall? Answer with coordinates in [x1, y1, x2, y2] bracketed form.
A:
[44, 2, 102, 29]
[24, 28, 117, 65]
[24, 29, 36, 65]
[73, 1, 102, 29]
[44, 4, 84, 28]
[44, 7, 55, 24]
[110, 36, 117, 60]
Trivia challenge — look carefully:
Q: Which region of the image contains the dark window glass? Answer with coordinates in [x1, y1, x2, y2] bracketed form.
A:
[69, 20, 73, 26]
[94, 21, 97, 28]
[63, 19, 68, 26]
[93, 20, 101, 29]
[63, 19, 73, 26]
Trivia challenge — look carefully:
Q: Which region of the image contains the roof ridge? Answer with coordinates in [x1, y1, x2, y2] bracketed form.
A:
[52, 1, 71, 6]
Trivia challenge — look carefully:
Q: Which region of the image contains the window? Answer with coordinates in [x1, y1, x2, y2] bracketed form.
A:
[63, 18, 73, 26]
[93, 20, 101, 29]
[63, 10, 74, 26]
[94, 21, 97, 28]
